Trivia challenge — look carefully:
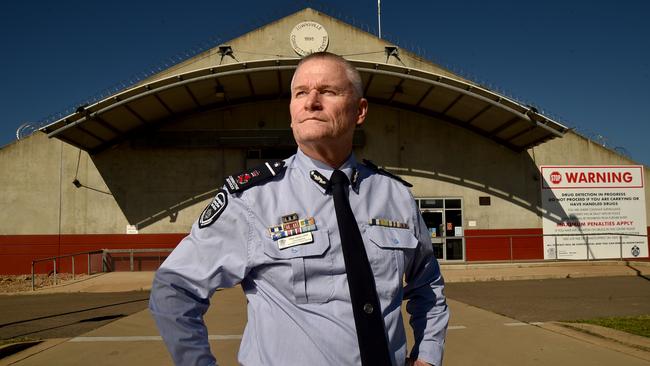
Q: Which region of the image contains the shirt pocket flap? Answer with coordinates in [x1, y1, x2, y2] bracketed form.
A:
[263, 229, 330, 259]
[367, 225, 418, 250]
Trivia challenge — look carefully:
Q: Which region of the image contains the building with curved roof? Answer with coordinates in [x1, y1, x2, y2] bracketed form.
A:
[0, 8, 647, 274]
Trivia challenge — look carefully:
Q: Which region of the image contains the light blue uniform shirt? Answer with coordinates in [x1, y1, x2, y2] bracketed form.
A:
[149, 149, 449, 366]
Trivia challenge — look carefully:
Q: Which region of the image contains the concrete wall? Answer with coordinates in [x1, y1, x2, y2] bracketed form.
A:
[1, 134, 62, 235]
[1, 100, 648, 271]
[0, 133, 130, 235]
[142, 8, 465, 86]
[2, 104, 647, 236]
[361, 105, 542, 230]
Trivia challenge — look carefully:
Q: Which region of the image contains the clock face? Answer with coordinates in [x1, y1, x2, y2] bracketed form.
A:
[289, 21, 329, 56]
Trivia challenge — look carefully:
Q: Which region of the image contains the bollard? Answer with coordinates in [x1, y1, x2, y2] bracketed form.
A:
[554, 236, 558, 261]
[53, 259, 57, 285]
[586, 236, 590, 261]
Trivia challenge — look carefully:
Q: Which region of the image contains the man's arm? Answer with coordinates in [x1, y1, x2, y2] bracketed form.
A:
[149, 193, 251, 365]
[403, 205, 450, 366]
[150, 269, 217, 366]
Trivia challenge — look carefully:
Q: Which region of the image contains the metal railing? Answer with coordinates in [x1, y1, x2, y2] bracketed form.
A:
[31, 250, 103, 291]
[101, 248, 173, 272]
[30, 248, 173, 291]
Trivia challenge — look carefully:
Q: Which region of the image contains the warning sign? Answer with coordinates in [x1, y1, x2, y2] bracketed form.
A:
[541, 165, 647, 260]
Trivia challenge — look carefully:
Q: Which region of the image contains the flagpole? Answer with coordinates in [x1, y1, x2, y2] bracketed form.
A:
[378, 0, 382, 39]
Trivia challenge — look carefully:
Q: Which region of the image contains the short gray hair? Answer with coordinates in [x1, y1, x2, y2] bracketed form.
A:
[291, 52, 363, 98]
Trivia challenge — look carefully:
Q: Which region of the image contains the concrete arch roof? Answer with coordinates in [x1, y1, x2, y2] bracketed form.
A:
[41, 58, 568, 154]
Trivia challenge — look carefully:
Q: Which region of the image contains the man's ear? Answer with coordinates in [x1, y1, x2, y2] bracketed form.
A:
[356, 98, 368, 126]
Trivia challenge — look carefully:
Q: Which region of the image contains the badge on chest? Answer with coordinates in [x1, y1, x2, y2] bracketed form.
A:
[268, 213, 317, 249]
[369, 218, 409, 229]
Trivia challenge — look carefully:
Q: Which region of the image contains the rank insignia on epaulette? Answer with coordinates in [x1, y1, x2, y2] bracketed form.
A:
[268, 214, 318, 247]
[225, 161, 285, 194]
[369, 218, 409, 229]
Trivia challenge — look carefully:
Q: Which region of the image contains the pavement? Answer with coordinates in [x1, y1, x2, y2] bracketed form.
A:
[15, 260, 649, 295]
[1, 260, 649, 365]
[441, 260, 650, 282]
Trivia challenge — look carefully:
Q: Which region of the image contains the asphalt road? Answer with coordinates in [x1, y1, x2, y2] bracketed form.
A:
[0, 291, 150, 341]
[445, 275, 650, 322]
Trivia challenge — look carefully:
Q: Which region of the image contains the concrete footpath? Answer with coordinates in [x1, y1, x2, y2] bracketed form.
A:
[20, 260, 650, 294]
[2, 260, 650, 365]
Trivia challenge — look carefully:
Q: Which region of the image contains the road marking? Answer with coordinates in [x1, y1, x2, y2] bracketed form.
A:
[504, 322, 544, 327]
[448, 325, 466, 330]
[69, 335, 243, 342]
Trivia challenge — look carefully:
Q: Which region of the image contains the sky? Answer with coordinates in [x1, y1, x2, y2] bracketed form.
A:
[1, 0, 648, 165]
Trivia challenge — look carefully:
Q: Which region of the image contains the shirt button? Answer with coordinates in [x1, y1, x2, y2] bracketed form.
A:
[363, 303, 374, 314]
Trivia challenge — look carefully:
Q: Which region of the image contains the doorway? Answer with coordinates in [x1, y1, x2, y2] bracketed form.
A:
[417, 198, 465, 261]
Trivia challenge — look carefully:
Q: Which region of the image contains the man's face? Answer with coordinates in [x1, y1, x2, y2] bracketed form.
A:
[290, 58, 367, 149]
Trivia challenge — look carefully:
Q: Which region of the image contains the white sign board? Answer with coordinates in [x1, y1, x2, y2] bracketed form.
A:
[541, 165, 647, 260]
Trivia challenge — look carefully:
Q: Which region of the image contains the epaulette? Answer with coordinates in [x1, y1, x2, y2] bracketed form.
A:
[362, 159, 413, 187]
[224, 161, 286, 194]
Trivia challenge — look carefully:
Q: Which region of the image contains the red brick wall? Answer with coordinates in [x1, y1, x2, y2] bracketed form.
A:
[0, 234, 184, 275]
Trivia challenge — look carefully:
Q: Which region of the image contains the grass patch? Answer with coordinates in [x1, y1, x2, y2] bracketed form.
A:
[573, 315, 650, 338]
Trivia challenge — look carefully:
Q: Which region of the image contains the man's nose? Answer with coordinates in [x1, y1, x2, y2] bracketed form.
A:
[304, 90, 322, 110]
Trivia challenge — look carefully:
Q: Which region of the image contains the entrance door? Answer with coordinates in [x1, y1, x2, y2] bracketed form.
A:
[422, 210, 444, 259]
[418, 198, 465, 261]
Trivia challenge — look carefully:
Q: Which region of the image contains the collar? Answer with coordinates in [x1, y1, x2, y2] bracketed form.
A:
[293, 149, 360, 194]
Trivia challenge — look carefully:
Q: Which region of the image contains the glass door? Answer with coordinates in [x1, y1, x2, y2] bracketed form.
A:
[422, 210, 444, 259]
[444, 199, 464, 261]
[418, 198, 465, 262]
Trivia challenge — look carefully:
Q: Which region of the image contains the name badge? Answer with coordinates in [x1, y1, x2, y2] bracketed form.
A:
[278, 232, 314, 250]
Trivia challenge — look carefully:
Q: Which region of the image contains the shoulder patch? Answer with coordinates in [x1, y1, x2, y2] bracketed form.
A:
[362, 159, 413, 187]
[224, 161, 286, 194]
[199, 189, 228, 228]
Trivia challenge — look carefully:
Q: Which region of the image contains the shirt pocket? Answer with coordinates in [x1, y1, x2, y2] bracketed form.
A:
[364, 225, 419, 299]
[263, 228, 334, 304]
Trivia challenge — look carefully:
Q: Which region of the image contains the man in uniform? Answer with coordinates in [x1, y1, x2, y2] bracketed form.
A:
[150, 52, 449, 366]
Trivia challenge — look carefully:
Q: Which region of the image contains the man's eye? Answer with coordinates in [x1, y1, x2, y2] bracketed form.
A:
[295, 91, 307, 97]
[322, 90, 336, 95]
